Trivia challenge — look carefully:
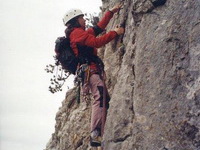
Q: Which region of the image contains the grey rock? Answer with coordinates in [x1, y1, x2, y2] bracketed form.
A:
[46, 0, 200, 150]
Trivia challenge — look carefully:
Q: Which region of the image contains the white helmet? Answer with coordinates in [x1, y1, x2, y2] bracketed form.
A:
[63, 9, 84, 25]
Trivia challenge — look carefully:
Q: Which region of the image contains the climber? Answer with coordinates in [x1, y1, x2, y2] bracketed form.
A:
[63, 3, 124, 147]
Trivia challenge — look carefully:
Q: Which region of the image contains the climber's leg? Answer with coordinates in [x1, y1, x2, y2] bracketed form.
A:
[89, 73, 104, 132]
[89, 73, 110, 146]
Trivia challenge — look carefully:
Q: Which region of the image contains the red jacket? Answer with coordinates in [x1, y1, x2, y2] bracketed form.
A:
[69, 11, 117, 71]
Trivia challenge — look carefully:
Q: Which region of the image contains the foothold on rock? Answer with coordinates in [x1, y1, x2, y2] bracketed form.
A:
[151, 0, 167, 7]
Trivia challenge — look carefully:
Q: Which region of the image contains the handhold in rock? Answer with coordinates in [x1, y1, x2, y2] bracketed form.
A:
[151, 0, 167, 7]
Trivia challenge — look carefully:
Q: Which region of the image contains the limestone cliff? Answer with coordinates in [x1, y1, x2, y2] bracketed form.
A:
[45, 0, 200, 149]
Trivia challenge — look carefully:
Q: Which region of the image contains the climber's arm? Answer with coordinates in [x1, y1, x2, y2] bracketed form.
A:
[98, 3, 123, 30]
[86, 3, 123, 36]
[73, 28, 117, 48]
[86, 11, 114, 36]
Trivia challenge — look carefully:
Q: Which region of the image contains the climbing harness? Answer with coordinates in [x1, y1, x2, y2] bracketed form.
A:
[74, 64, 91, 104]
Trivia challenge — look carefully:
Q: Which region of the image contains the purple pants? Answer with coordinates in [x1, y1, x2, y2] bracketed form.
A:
[88, 73, 110, 133]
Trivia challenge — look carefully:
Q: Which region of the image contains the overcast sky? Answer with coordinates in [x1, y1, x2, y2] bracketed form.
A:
[0, 0, 101, 149]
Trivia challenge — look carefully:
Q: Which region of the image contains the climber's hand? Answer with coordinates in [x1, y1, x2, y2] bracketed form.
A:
[114, 25, 125, 35]
[110, 3, 123, 13]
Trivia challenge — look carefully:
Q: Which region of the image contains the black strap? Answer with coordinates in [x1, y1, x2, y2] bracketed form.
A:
[92, 25, 104, 36]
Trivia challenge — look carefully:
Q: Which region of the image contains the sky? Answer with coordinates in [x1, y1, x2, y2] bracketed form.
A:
[0, 0, 101, 149]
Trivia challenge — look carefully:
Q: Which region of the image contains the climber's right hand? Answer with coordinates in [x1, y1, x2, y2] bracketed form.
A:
[114, 25, 125, 35]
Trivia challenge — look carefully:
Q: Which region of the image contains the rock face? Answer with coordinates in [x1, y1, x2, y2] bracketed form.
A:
[45, 88, 93, 150]
[45, 0, 200, 149]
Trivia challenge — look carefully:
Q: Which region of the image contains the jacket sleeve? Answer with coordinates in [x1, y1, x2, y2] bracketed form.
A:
[73, 28, 117, 48]
[86, 11, 114, 36]
[97, 11, 114, 30]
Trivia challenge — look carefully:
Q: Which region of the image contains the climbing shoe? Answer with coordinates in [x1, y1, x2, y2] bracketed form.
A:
[90, 130, 101, 147]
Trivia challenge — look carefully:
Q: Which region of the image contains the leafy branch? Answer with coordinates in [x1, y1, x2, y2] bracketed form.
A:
[45, 57, 71, 94]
